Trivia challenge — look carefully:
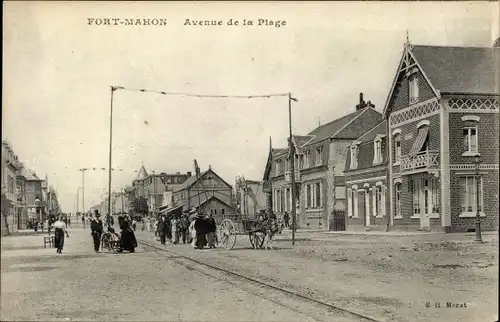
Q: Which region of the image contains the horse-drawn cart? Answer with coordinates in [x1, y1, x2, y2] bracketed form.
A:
[218, 214, 281, 250]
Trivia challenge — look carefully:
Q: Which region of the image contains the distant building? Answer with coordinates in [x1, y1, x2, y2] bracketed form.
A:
[263, 94, 383, 229]
[235, 177, 266, 217]
[1, 141, 21, 235]
[172, 166, 235, 220]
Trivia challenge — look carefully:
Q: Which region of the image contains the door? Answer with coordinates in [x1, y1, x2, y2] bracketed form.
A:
[365, 189, 370, 226]
[420, 178, 430, 229]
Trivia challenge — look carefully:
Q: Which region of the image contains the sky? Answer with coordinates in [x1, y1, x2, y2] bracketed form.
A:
[3, 1, 499, 212]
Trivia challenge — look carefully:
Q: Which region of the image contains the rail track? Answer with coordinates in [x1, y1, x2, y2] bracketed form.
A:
[138, 239, 380, 322]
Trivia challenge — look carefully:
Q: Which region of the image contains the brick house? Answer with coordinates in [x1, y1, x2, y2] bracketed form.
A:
[376, 41, 499, 232]
[263, 95, 383, 229]
[344, 120, 389, 230]
[172, 166, 235, 220]
[1, 141, 21, 235]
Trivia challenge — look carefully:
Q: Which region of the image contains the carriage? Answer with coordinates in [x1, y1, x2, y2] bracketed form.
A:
[100, 227, 121, 252]
[218, 213, 282, 250]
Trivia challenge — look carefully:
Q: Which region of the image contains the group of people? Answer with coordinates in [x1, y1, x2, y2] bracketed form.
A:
[89, 210, 137, 253]
[154, 207, 217, 250]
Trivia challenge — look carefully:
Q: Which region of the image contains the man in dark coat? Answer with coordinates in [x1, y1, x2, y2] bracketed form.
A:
[157, 215, 168, 245]
[90, 210, 104, 253]
[194, 212, 208, 249]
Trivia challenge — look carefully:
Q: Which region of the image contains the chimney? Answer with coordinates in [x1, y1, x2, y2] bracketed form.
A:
[356, 92, 368, 111]
[187, 171, 192, 177]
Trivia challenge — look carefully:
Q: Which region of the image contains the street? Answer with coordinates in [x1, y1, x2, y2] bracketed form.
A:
[1, 223, 497, 322]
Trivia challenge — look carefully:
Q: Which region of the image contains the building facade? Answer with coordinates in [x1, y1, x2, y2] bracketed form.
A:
[344, 121, 389, 230]
[263, 95, 383, 229]
[235, 177, 267, 217]
[346, 41, 499, 232]
[172, 166, 235, 218]
[1, 141, 21, 235]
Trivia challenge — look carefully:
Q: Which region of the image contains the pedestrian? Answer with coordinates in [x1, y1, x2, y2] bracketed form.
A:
[179, 214, 189, 244]
[189, 210, 197, 248]
[51, 215, 70, 254]
[68, 217, 71, 228]
[171, 216, 179, 244]
[157, 216, 167, 245]
[90, 210, 104, 253]
[117, 216, 137, 253]
[194, 212, 208, 249]
[165, 216, 172, 243]
[206, 213, 217, 249]
[146, 217, 151, 232]
[132, 218, 137, 231]
[283, 212, 290, 228]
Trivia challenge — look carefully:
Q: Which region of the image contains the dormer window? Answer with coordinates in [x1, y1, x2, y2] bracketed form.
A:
[275, 159, 282, 176]
[409, 75, 419, 104]
[304, 151, 310, 168]
[350, 145, 358, 169]
[315, 147, 323, 166]
[373, 135, 384, 164]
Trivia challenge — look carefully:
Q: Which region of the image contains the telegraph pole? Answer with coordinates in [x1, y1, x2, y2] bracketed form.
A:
[289, 93, 298, 246]
[79, 168, 88, 229]
[153, 170, 156, 218]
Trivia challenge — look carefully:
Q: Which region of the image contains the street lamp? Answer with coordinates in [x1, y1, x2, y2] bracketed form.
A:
[474, 155, 483, 243]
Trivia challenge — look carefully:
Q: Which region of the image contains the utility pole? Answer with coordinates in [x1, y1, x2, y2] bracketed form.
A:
[289, 93, 298, 246]
[153, 170, 156, 218]
[107, 86, 116, 223]
[79, 168, 88, 229]
[121, 187, 124, 214]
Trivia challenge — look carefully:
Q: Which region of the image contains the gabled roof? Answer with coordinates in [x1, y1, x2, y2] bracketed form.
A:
[304, 107, 381, 145]
[383, 43, 500, 117]
[19, 167, 41, 181]
[292, 135, 314, 152]
[198, 195, 234, 209]
[411, 45, 500, 95]
[173, 168, 231, 192]
[136, 165, 148, 180]
[356, 120, 387, 143]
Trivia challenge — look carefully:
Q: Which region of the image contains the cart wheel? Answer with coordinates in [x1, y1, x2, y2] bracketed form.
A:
[249, 232, 265, 249]
[219, 219, 237, 250]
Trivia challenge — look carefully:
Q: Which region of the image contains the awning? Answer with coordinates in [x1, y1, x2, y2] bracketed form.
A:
[409, 126, 429, 155]
[158, 205, 183, 215]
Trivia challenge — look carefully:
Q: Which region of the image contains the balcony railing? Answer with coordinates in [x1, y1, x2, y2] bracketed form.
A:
[285, 171, 301, 182]
[401, 150, 439, 171]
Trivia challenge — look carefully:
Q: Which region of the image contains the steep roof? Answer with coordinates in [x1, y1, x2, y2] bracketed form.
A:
[356, 120, 387, 143]
[173, 168, 232, 193]
[136, 165, 148, 180]
[19, 167, 41, 181]
[304, 107, 382, 145]
[411, 45, 500, 95]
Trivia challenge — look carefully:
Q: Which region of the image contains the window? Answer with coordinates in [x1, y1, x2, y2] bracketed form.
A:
[221, 208, 225, 215]
[304, 151, 310, 168]
[395, 183, 402, 217]
[8, 176, 14, 194]
[377, 186, 383, 215]
[394, 134, 402, 163]
[409, 75, 419, 103]
[463, 127, 478, 153]
[431, 177, 440, 214]
[373, 139, 382, 164]
[306, 185, 312, 208]
[285, 187, 290, 212]
[275, 160, 282, 176]
[299, 155, 304, 169]
[352, 188, 359, 218]
[460, 176, 483, 213]
[347, 189, 353, 217]
[315, 147, 323, 166]
[423, 179, 429, 214]
[214, 208, 217, 215]
[412, 181, 420, 215]
[285, 157, 290, 172]
[350, 146, 358, 169]
[315, 182, 321, 207]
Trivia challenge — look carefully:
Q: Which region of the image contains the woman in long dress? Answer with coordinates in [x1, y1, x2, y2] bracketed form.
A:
[51, 216, 70, 254]
[189, 217, 197, 248]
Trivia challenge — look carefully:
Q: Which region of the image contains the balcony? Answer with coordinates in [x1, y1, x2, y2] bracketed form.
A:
[285, 171, 301, 182]
[401, 150, 439, 172]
